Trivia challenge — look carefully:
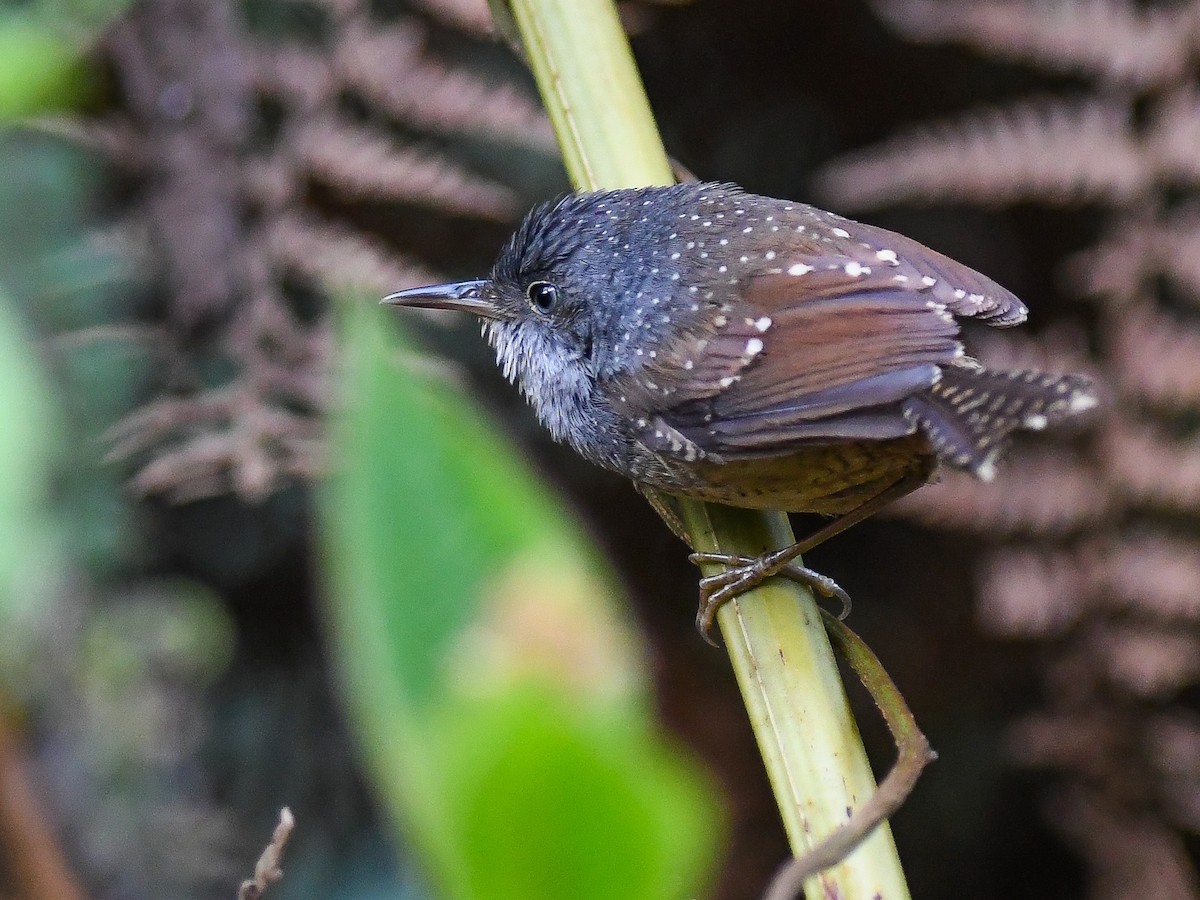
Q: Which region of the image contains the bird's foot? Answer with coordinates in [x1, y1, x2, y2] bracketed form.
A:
[689, 550, 852, 645]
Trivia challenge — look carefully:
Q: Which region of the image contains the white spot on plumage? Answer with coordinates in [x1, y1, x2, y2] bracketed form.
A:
[876, 249, 898, 263]
[976, 456, 997, 482]
[844, 261, 870, 277]
[755, 316, 772, 332]
[831, 227, 850, 238]
[1070, 391, 1098, 413]
[765, 250, 776, 260]
[921, 275, 937, 287]
[788, 263, 814, 276]
[1024, 414, 1047, 430]
[746, 337, 764, 356]
[719, 376, 738, 388]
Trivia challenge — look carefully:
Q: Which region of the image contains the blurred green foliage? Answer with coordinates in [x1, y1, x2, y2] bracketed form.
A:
[320, 303, 721, 899]
[0, 284, 62, 678]
[0, 0, 131, 119]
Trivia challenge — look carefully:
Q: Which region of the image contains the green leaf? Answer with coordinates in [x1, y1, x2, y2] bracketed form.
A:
[320, 300, 720, 900]
[0, 289, 63, 678]
[0, 19, 85, 118]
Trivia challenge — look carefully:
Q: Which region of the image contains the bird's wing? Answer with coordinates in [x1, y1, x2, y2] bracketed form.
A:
[610, 217, 1022, 460]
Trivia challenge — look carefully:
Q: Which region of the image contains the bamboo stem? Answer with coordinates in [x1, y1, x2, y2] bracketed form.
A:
[503, 1, 912, 896]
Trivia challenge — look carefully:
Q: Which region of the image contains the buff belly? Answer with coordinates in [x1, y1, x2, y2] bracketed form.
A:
[652, 436, 933, 515]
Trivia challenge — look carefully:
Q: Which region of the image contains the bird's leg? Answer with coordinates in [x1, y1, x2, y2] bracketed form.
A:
[689, 470, 929, 639]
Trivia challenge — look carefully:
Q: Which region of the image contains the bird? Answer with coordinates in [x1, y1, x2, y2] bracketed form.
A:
[383, 182, 1096, 639]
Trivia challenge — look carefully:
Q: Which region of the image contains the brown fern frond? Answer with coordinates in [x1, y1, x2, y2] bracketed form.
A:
[249, 45, 339, 110]
[895, 448, 1110, 536]
[104, 390, 241, 462]
[1063, 220, 1158, 301]
[976, 545, 1093, 636]
[25, 116, 147, 168]
[1009, 711, 1124, 780]
[1092, 626, 1200, 698]
[966, 322, 1098, 380]
[116, 390, 323, 502]
[338, 21, 557, 150]
[1146, 84, 1200, 185]
[817, 97, 1145, 209]
[1112, 308, 1200, 411]
[294, 120, 517, 219]
[266, 213, 438, 293]
[849, 0, 1200, 883]
[872, 0, 1195, 89]
[407, 0, 494, 35]
[1045, 789, 1200, 900]
[1148, 714, 1200, 829]
[1106, 421, 1200, 512]
[1151, 204, 1200, 300]
[1106, 534, 1200, 622]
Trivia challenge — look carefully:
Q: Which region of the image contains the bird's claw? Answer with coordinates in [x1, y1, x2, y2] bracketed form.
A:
[689, 550, 853, 645]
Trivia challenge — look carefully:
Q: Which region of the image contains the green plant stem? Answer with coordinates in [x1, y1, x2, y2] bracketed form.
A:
[504, 0, 912, 896]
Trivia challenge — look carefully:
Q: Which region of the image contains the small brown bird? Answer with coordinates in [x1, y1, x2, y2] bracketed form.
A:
[385, 183, 1096, 637]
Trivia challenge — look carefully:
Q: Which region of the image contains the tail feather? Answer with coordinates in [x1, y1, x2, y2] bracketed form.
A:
[903, 364, 1096, 480]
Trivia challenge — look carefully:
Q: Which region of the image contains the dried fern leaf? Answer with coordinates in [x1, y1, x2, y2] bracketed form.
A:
[1146, 85, 1200, 185]
[249, 45, 340, 110]
[407, 0, 495, 35]
[818, 97, 1145, 208]
[1113, 308, 1200, 412]
[967, 323, 1097, 380]
[294, 119, 517, 219]
[266, 213, 438, 293]
[1106, 534, 1200, 623]
[24, 116, 147, 168]
[894, 448, 1110, 536]
[1106, 421, 1200, 513]
[1092, 626, 1200, 698]
[976, 545, 1091, 636]
[873, 0, 1193, 89]
[1063, 221, 1157, 301]
[338, 22, 557, 150]
[1046, 789, 1200, 896]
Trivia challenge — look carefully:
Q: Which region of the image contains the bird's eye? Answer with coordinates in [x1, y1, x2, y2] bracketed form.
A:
[527, 281, 559, 313]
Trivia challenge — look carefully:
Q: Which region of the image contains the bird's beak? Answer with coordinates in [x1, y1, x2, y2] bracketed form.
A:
[381, 279, 498, 318]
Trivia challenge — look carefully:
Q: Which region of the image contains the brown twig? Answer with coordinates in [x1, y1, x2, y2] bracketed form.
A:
[0, 716, 88, 900]
[237, 808, 295, 900]
[763, 612, 936, 900]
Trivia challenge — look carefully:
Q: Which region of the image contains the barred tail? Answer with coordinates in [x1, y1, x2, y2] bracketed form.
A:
[903, 364, 1096, 480]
